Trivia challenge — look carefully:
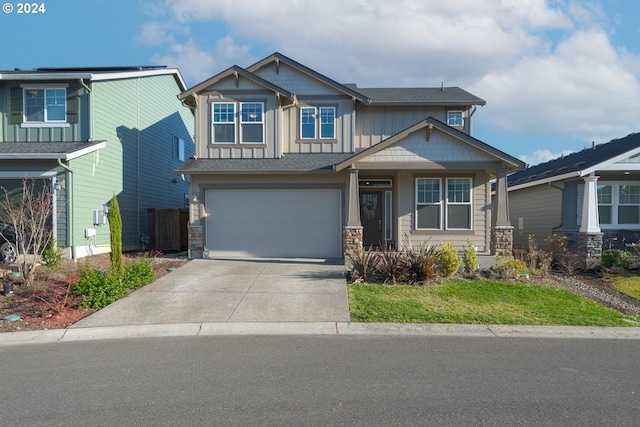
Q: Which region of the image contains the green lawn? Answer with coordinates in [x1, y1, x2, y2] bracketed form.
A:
[612, 276, 640, 300]
[348, 279, 634, 326]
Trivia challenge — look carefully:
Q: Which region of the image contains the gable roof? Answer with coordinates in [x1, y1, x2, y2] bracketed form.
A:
[0, 66, 188, 91]
[246, 52, 370, 103]
[334, 117, 524, 172]
[178, 65, 297, 107]
[0, 141, 106, 160]
[508, 132, 640, 190]
[344, 86, 486, 106]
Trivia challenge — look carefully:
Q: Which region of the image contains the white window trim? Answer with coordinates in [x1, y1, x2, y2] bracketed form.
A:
[21, 85, 68, 125]
[211, 102, 236, 144]
[447, 110, 463, 127]
[319, 106, 336, 139]
[445, 177, 473, 230]
[300, 107, 316, 139]
[415, 177, 442, 230]
[299, 106, 336, 140]
[602, 182, 640, 229]
[239, 102, 264, 144]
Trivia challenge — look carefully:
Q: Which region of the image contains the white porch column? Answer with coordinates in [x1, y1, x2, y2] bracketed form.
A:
[492, 167, 511, 227]
[579, 173, 601, 233]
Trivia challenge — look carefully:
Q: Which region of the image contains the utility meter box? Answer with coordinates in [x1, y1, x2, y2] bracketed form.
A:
[93, 209, 106, 226]
[85, 228, 96, 238]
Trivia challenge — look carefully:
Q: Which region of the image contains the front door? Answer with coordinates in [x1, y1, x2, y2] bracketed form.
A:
[360, 191, 383, 247]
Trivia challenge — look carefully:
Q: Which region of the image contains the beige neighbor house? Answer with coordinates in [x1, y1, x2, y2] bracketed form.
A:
[508, 132, 640, 267]
[176, 53, 525, 260]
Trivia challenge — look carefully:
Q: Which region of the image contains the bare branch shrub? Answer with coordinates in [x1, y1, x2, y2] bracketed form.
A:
[0, 179, 53, 284]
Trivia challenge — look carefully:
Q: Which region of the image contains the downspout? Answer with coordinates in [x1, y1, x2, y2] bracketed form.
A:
[466, 106, 477, 135]
[79, 79, 92, 140]
[550, 182, 564, 232]
[57, 159, 75, 259]
[280, 96, 298, 159]
[136, 77, 140, 245]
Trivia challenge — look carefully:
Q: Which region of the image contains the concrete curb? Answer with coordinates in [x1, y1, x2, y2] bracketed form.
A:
[2, 322, 640, 346]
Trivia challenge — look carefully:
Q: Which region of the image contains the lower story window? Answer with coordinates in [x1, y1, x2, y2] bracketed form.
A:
[415, 177, 472, 230]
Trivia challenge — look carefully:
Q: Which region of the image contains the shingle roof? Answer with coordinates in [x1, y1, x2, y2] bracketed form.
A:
[343, 85, 485, 105]
[176, 153, 360, 174]
[0, 141, 106, 160]
[508, 132, 640, 187]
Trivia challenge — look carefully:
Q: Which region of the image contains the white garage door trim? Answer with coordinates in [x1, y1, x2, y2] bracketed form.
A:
[205, 188, 342, 258]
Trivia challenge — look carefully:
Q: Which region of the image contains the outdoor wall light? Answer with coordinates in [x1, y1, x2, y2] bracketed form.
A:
[191, 193, 199, 204]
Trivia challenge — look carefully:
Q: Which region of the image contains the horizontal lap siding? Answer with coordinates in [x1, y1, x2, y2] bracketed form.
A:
[72, 76, 193, 249]
[396, 170, 489, 252]
[510, 185, 562, 248]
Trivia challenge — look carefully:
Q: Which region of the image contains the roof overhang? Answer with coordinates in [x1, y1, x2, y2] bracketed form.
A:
[178, 65, 297, 107]
[334, 117, 525, 173]
[0, 141, 106, 160]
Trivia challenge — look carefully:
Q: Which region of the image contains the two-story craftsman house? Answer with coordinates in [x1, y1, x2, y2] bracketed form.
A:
[0, 66, 194, 259]
[177, 53, 524, 259]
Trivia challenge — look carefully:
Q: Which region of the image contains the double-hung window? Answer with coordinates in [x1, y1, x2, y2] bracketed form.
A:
[240, 102, 264, 143]
[24, 87, 66, 123]
[212, 103, 236, 144]
[446, 178, 472, 229]
[416, 178, 441, 229]
[212, 102, 264, 144]
[597, 184, 613, 224]
[300, 106, 335, 139]
[618, 184, 640, 224]
[415, 177, 472, 230]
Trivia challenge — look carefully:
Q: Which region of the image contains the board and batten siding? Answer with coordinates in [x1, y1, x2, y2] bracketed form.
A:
[0, 80, 88, 143]
[70, 75, 193, 253]
[354, 105, 446, 150]
[509, 184, 563, 248]
[282, 98, 354, 154]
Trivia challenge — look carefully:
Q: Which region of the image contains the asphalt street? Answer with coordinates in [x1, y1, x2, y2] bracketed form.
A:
[1, 334, 639, 426]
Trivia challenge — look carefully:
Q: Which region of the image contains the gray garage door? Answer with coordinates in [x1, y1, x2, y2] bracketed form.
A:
[205, 188, 342, 258]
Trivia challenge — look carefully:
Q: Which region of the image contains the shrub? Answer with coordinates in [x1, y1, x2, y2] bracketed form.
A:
[348, 249, 379, 283]
[439, 241, 461, 277]
[462, 241, 478, 273]
[73, 266, 126, 309]
[602, 249, 630, 269]
[377, 242, 405, 284]
[109, 194, 123, 276]
[404, 242, 440, 284]
[42, 238, 64, 271]
[123, 256, 156, 290]
[73, 259, 157, 308]
[491, 256, 527, 279]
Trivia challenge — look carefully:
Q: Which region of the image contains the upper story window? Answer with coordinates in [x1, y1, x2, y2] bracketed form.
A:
[212, 103, 236, 144]
[240, 102, 264, 143]
[173, 135, 185, 161]
[300, 106, 335, 140]
[24, 87, 66, 123]
[211, 102, 264, 144]
[447, 111, 463, 127]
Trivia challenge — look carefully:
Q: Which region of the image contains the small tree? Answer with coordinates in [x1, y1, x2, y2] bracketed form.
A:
[108, 194, 124, 276]
[0, 179, 53, 284]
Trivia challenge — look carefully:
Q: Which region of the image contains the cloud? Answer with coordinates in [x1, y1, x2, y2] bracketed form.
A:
[144, 0, 640, 149]
[519, 148, 576, 167]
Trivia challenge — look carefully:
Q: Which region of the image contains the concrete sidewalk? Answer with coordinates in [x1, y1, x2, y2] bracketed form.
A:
[70, 258, 350, 328]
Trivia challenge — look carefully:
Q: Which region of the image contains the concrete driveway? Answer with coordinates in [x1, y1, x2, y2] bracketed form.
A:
[70, 259, 350, 328]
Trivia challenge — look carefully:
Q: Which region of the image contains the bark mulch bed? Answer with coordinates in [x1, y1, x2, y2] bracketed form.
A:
[0, 251, 188, 333]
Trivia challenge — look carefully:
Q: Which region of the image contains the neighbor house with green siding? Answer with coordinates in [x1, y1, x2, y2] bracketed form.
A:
[0, 66, 194, 259]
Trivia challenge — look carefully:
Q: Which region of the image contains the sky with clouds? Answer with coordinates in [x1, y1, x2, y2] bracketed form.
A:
[1, 0, 639, 166]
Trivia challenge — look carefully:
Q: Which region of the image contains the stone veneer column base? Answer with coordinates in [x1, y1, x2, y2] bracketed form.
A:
[577, 232, 603, 269]
[343, 226, 363, 261]
[187, 225, 204, 259]
[490, 226, 514, 256]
